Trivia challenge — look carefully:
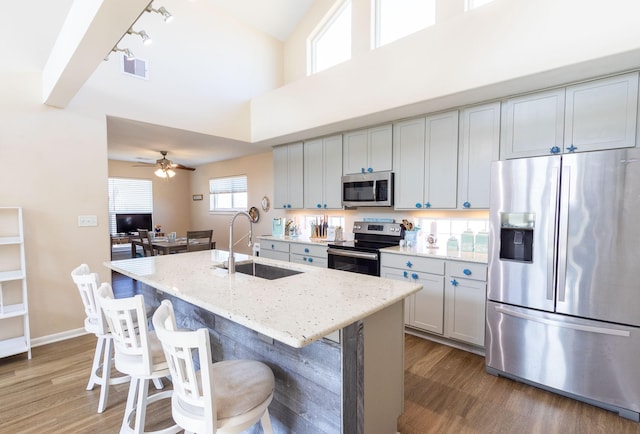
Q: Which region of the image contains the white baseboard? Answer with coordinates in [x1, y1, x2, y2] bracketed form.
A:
[31, 328, 88, 348]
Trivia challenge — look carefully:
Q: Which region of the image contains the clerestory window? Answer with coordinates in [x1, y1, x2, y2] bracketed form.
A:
[308, 0, 352, 75]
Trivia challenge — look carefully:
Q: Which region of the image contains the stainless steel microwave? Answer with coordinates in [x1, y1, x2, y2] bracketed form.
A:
[342, 171, 394, 207]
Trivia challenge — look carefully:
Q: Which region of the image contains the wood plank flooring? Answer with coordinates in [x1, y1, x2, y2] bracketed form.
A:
[1, 333, 638, 433]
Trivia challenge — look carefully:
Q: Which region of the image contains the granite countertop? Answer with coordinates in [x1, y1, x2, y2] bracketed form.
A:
[382, 245, 488, 264]
[105, 250, 421, 348]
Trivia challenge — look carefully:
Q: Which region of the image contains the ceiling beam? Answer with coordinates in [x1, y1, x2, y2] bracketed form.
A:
[42, 0, 150, 108]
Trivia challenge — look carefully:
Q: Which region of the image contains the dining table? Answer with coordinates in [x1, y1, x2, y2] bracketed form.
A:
[130, 236, 215, 257]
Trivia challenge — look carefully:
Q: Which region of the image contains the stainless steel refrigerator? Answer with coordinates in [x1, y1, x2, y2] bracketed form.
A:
[486, 148, 640, 422]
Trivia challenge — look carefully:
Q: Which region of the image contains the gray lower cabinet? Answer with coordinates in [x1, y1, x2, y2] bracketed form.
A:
[259, 239, 290, 262]
[445, 261, 487, 347]
[381, 252, 487, 348]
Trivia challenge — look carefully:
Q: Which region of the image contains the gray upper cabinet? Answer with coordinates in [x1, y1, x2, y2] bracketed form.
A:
[565, 72, 638, 153]
[304, 135, 343, 209]
[501, 72, 639, 159]
[458, 102, 500, 209]
[394, 111, 458, 210]
[273, 142, 304, 209]
[500, 88, 566, 159]
[343, 124, 393, 174]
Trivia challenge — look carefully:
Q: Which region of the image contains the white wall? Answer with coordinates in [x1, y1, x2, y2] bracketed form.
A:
[0, 72, 110, 340]
[254, 0, 640, 142]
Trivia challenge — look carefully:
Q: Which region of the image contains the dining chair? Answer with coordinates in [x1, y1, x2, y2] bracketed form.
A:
[137, 228, 155, 257]
[186, 229, 213, 252]
[97, 283, 180, 434]
[71, 264, 130, 413]
[152, 300, 275, 433]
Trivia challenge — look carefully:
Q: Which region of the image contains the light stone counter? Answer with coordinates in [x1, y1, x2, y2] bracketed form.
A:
[258, 235, 350, 245]
[105, 249, 421, 348]
[382, 245, 488, 264]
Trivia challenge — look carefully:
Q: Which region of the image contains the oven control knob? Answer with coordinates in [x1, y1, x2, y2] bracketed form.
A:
[354, 225, 361, 230]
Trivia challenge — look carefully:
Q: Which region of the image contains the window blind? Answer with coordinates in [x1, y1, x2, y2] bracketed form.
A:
[209, 176, 247, 194]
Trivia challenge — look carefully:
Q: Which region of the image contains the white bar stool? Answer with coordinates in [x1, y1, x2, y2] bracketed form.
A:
[97, 283, 180, 434]
[152, 300, 275, 433]
[71, 264, 130, 413]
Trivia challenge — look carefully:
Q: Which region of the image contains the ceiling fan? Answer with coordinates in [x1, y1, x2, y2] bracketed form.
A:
[136, 151, 196, 178]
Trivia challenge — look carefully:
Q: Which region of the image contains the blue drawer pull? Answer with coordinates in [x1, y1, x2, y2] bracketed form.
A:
[411, 273, 418, 280]
[567, 144, 577, 152]
[425, 202, 431, 208]
[451, 279, 458, 286]
[403, 271, 408, 278]
[304, 248, 309, 253]
[463, 269, 472, 276]
[415, 203, 422, 208]
[308, 257, 313, 263]
[550, 146, 561, 154]
[406, 261, 413, 268]
[463, 202, 471, 208]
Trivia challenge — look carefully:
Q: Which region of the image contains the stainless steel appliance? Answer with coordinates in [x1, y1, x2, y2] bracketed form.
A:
[342, 171, 394, 207]
[328, 221, 403, 276]
[486, 148, 640, 422]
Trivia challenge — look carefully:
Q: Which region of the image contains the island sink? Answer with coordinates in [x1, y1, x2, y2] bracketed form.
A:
[233, 261, 303, 280]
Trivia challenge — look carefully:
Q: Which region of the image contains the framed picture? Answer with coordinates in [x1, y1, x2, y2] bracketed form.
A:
[192, 194, 203, 201]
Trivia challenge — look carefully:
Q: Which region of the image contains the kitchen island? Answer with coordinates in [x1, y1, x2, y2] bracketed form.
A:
[106, 249, 422, 434]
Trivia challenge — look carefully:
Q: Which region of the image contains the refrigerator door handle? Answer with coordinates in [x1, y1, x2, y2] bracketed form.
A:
[557, 164, 571, 302]
[494, 306, 630, 337]
[547, 166, 560, 301]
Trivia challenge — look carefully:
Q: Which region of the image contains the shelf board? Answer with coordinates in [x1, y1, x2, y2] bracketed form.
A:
[0, 270, 25, 282]
[0, 236, 22, 245]
[0, 336, 29, 358]
[0, 303, 27, 319]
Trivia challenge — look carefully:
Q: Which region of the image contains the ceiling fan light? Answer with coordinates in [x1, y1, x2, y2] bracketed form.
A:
[167, 169, 176, 178]
[155, 168, 167, 178]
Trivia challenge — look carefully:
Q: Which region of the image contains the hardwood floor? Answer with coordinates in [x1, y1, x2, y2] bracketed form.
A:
[1, 333, 638, 434]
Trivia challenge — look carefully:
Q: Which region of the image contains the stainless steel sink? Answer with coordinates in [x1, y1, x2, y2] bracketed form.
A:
[233, 262, 303, 280]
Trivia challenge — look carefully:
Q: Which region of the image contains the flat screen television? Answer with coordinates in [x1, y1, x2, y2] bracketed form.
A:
[115, 213, 153, 234]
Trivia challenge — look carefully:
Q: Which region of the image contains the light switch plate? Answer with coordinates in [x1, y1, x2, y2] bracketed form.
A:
[78, 215, 98, 227]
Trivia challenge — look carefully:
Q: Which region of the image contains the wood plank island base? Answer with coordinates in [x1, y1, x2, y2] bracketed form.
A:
[106, 250, 422, 434]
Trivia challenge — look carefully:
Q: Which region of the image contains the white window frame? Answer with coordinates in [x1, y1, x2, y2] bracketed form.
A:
[209, 175, 248, 212]
[373, 0, 437, 49]
[108, 177, 154, 234]
[307, 0, 352, 75]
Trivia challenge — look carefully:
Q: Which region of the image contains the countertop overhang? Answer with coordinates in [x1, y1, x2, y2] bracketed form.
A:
[105, 250, 422, 348]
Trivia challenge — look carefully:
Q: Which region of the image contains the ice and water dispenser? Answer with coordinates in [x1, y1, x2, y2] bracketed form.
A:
[499, 213, 534, 263]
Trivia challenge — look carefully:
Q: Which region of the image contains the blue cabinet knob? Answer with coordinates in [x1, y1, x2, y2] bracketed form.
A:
[415, 203, 422, 208]
[308, 257, 313, 263]
[411, 273, 418, 280]
[361, 168, 366, 173]
[304, 248, 309, 253]
[425, 202, 431, 208]
[550, 146, 561, 154]
[451, 279, 458, 286]
[406, 261, 413, 268]
[367, 167, 373, 173]
[403, 271, 408, 278]
[567, 145, 577, 153]
[271, 244, 274, 249]
[463, 269, 472, 276]
[323, 204, 327, 208]
[317, 204, 322, 208]
[302, 256, 307, 261]
[463, 202, 471, 208]
[287, 204, 292, 208]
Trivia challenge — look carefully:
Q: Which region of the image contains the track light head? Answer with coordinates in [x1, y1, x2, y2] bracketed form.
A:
[128, 28, 152, 45]
[111, 47, 135, 60]
[146, 4, 174, 23]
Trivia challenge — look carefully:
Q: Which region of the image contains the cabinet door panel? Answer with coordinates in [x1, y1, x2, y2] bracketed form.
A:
[458, 102, 500, 209]
[343, 130, 368, 174]
[565, 72, 638, 153]
[426, 111, 458, 208]
[393, 118, 425, 209]
[368, 124, 393, 172]
[323, 135, 343, 209]
[412, 273, 444, 334]
[445, 278, 486, 346]
[304, 139, 324, 209]
[501, 89, 565, 159]
[273, 145, 289, 209]
[288, 143, 304, 209]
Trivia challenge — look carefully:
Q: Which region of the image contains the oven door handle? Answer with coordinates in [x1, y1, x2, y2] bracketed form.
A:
[327, 248, 379, 261]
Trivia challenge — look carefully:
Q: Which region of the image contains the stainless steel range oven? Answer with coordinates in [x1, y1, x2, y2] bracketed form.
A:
[327, 221, 403, 276]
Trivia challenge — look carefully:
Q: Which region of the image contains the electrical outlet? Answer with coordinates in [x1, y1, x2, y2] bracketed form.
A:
[78, 215, 98, 227]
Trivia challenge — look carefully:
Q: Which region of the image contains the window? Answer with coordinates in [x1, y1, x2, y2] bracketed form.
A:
[465, 0, 495, 11]
[375, 0, 436, 48]
[308, 0, 352, 74]
[108, 178, 153, 234]
[209, 175, 248, 211]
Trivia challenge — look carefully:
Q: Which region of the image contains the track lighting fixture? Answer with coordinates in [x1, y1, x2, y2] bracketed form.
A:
[128, 28, 152, 45]
[146, 4, 174, 23]
[112, 47, 135, 60]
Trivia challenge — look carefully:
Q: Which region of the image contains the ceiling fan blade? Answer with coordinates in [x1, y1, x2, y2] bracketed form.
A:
[173, 163, 196, 171]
